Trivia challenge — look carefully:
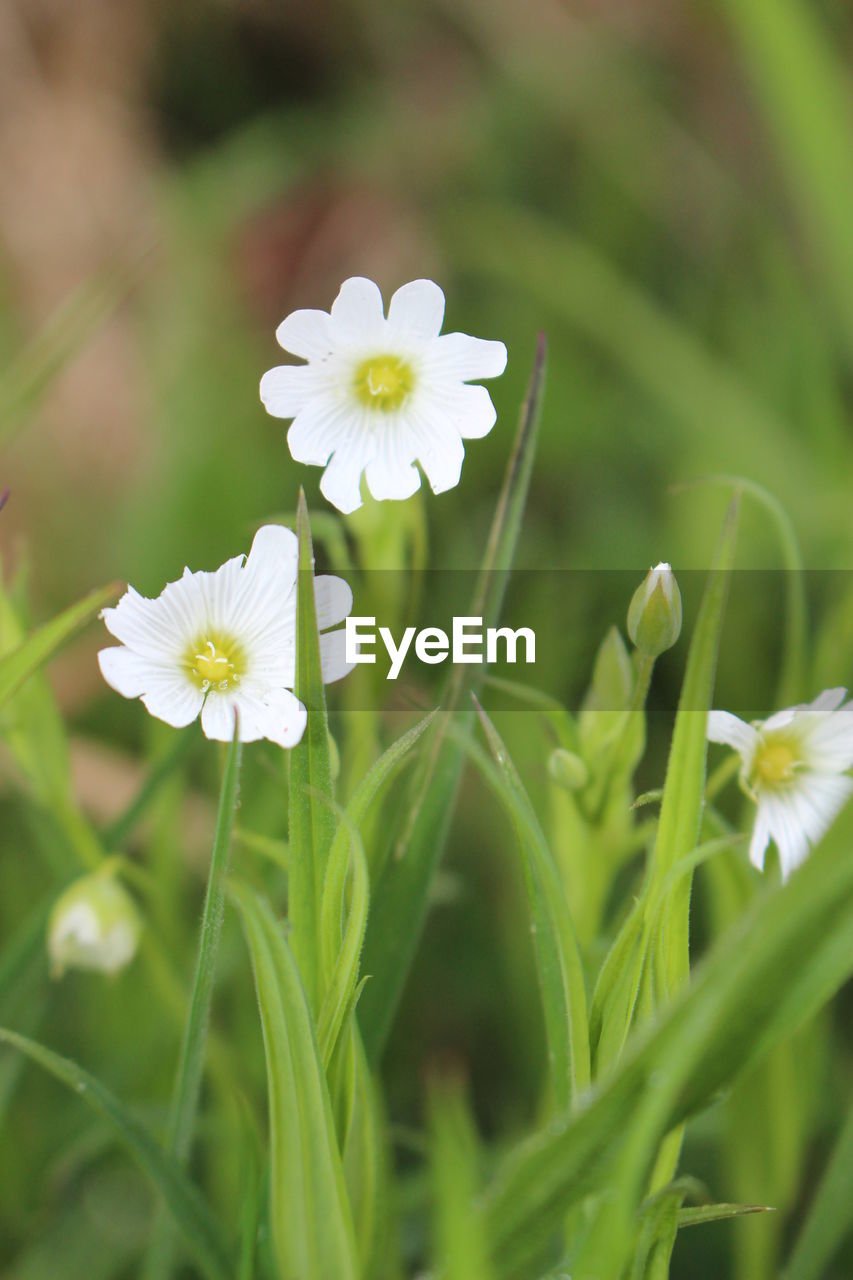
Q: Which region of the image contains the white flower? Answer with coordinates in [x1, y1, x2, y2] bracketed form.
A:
[259, 276, 508, 513]
[707, 688, 853, 880]
[48, 873, 141, 978]
[98, 525, 353, 748]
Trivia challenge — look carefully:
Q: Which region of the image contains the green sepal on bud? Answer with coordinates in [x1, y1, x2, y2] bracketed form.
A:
[548, 748, 589, 791]
[48, 872, 142, 979]
[627, 562, 682, 658]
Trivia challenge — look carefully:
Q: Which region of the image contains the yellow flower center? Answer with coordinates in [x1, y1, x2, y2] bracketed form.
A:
[353, 354, 414, 411]
[752, 737, 797, 786]
[188, 637, 243, 692]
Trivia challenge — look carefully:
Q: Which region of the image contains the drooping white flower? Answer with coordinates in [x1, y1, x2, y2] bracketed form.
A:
[98, 525, 353, 747]
[48, 873, 141, 978]
[707, 688, 853, 880]
[259, 277, 508, 513]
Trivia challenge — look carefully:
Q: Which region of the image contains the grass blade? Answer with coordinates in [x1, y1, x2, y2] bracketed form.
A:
[471, 698, 589, 1106]
[477, 826, 853, 1278]
[429, 1072, 496, 1280]
[0, 582, 119, 709]
[289, 492, 335, 1012]
[0, 1027, 232, 1280]
[360, 335, 547, 1063]
[229, 879, 358, 1280]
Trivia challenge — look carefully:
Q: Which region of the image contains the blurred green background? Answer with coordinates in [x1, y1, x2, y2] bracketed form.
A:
[3, 0, 853, 1276]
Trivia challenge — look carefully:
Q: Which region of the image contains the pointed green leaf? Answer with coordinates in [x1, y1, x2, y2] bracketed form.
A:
[470, 699, 589, 1106]
[229, 879, 358, 1280]
[0, 581, 119, 709]
[429, 1073, 495, 1280]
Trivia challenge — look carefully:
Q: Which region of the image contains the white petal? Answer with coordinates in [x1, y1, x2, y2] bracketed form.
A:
[416, 423, 465, 495]
[706, 711, 759, 758]
[259, 364, 319, 419]
[748, 804, 771, 871]
[232, 685, 307, 748]
[761, 706, 798, 732]
[808, 687, 847, 712]
[789, 772, 853, 845]
[140, 678, 204, 729]
[320, 443, 370, 514]
[245, 524, 298, 584]
[330, 277, 386, 343]
[200, 695, 238, 742]
[275, 308, 335, 360]
[365, 449, 422, 503]
[764, 793, 811, 881]
[387, 279, 445, 340]
[288, 398, 349, 467]
[314, 575, 353, 631]
[98, 646, 160, 698]
[101, 585, 195, 660]
[320, 628, 356, 684]
[426, 332, 508, 382]
[432, 382, 497, 440]
[799, 709, 853, 772]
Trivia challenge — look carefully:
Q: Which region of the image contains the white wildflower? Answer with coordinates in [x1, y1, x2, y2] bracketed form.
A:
[98, 525, 353, 747]
[707, 688, 853, 880]
[260, 276, 507, 513]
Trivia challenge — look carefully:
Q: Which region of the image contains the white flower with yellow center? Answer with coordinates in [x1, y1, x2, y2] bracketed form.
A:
[98, 525, 353, 747]
[259, 277, 508, 513]
[707, 688, 853, 880]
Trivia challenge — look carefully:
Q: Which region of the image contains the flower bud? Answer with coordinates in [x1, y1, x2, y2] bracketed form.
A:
[627, 563, 682, 658]
[48, 873, 141, 979]
[548, 748, 589, 791]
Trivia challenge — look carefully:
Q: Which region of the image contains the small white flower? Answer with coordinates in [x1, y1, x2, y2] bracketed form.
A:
[707, 688, 853, 880]
[259, 276, 508, 513]
[49, 874, 141, 978]
[98, 525, 353, 748]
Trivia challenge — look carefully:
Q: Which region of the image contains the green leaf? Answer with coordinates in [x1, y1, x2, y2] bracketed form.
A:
[782, 1098, 853, 1280]
[289, 492, 336, 1012]
[229, 879, 358, 1280]
[679, 1203, 773, 1229]
[470, 698, 589, 1106]
[360, 335, 547, 1064]
[317, 807, 369, 1071]
[429, 1073, 496, 1280]
[0, 581, 119, 709]
[476, 827, 853, 1279]
[0, 1027, 232, 1280]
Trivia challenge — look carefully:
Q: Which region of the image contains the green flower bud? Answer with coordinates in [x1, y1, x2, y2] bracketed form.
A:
[548, 748, 589, 791]
[48, 873, 141, 979]
[627, 563, 682, 658]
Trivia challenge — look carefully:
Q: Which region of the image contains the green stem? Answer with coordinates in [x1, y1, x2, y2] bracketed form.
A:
[167, 731, 242, 1162]
[143, 728, 242, 1278]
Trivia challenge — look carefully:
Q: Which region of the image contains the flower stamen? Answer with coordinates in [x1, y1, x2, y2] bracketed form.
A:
[191, 638, 240, 691]
[353, 354, 414, 411]
[752, 736, 797, 786]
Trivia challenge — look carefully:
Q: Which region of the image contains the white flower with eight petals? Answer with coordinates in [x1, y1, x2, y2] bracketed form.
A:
[98, 525, 352, 747]
[259, 276, 508, 513]
[707, 688, 853, 881]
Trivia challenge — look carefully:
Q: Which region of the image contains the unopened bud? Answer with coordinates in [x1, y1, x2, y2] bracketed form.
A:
[548, 748, 589, 791]
[627, 563, 682, 658]
[48, 873, 141, 979]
